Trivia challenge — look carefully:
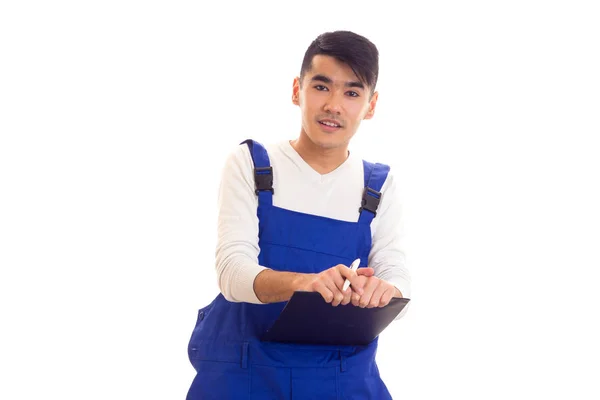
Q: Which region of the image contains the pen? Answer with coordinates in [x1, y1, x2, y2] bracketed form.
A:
[342, 258, 361, 292]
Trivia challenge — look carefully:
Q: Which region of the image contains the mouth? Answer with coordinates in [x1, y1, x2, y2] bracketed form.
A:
[318, 119, 343, 132]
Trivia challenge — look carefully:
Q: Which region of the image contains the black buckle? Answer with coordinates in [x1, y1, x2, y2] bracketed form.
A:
[359, 187, 381, 216]
[254, 166, 274, 194]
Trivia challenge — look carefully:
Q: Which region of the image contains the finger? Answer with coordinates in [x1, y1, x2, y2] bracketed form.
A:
[358, 278, 379, 308]
[356, 267, 375, 277]
[352, 268, 375, 294]
[324, 278, 344, 307]
[339, 268, 369, 295]
[368, 284, 385, 308]
[340, 284, 353, 305]
[379, 287, 394, 307]
[351, 291, 361, 306]
[331, 265, 348, 291]
[312, 280, 334, 303]
[337, 265, 365, 295]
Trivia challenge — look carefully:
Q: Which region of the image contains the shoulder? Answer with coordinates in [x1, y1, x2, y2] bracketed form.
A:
[229, 139, 286, 163]
[222, 139, 291, 180]
[357, 154, 405, 208]
[361, 158, 394, 189]
[223, 140, 265, 171]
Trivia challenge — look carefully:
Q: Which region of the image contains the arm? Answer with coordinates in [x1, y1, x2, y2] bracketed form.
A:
[214, 145, 267, 303]
[368, 171, 411, 300]
[252, 269, 307, 304]
[352, 170, 412, 317]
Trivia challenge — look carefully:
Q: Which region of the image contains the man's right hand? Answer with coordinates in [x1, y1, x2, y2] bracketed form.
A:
[296, 264, 375, 306]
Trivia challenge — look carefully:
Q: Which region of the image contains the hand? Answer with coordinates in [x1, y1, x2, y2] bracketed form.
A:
[296, 264, 375, 306]
[351, 275, 399, 308]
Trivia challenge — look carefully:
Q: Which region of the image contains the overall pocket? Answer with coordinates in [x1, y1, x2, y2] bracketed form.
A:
[187, 303, 214, 364]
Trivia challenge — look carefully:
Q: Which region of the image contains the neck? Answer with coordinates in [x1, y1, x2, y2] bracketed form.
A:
[290, 131, 349, 175]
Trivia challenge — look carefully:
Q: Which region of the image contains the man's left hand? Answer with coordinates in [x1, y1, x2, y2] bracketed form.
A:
[351, 273, 402, 308]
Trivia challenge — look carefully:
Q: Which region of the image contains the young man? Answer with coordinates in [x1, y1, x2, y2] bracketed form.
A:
[186, 30, 411, 399]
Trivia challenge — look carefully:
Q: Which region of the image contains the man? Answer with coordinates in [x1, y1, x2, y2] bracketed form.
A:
[186, 30, 411, 399]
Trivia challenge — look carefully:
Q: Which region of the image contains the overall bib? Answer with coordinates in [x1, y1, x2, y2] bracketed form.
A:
[186, 140, 393, 399]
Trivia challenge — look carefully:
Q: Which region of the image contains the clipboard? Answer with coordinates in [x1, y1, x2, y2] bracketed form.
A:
[261, 291, 410, 346]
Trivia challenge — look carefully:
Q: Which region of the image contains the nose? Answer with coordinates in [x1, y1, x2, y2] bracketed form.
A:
[323, 91, 343, 115]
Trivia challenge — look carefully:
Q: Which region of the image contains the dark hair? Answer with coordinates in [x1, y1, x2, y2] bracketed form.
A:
[299, 30, 379, 94]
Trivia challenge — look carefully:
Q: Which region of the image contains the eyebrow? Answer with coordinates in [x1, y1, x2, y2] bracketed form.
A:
[310, 74, 365, 90]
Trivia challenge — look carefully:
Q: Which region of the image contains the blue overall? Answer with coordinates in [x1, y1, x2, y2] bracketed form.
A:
[186, 140, 393, 399]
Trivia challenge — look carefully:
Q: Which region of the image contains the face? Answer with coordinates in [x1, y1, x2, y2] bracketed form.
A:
[292, 55, 378, 150]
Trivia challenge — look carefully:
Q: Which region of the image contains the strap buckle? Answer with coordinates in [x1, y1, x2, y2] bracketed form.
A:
[359, 187, 381, 216]
[254, 166, 274, 194]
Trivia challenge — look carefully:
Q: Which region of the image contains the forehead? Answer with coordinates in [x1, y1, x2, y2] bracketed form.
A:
[305, 55, 362, 85]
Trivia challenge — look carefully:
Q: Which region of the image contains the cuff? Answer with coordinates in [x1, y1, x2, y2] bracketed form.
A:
[232, 262, 268, 304]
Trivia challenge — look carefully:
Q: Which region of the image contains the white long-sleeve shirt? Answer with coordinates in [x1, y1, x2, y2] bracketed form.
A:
[215, 140, 411, 311]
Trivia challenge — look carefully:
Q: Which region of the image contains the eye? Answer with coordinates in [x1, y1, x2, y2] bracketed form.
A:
[346, 91, 359, 97]
[314, 85, 328, 91]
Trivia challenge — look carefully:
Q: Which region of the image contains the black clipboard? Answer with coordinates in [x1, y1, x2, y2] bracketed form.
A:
[261, 291, 410, 346]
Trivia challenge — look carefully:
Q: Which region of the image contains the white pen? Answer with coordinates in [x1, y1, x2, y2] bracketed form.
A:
[342, 258, 361, 292]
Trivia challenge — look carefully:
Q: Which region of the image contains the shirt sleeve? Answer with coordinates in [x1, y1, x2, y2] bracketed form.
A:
[368, 169, 412, 319]
[214, 144, 267, 303]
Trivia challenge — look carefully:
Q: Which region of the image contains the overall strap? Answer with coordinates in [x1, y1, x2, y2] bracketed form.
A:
[240, 139, 273, 207]
[358, 160, 390, 225]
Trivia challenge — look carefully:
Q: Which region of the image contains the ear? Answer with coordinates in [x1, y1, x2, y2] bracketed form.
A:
[363, 91, 379, 120]
[292, 77, 300, 106]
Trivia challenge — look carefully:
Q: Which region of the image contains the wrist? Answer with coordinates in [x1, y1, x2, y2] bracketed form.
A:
[291, 272, 314, 292]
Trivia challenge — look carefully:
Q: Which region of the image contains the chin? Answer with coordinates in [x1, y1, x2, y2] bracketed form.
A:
[306, 131, 347, 150]
[308, 135, 343, 150]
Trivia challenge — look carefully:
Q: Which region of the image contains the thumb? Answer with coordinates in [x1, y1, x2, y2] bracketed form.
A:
[357, 267, 375, 277]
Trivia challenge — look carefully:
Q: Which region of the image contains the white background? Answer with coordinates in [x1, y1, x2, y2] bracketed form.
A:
[1, 1, 599, 399]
